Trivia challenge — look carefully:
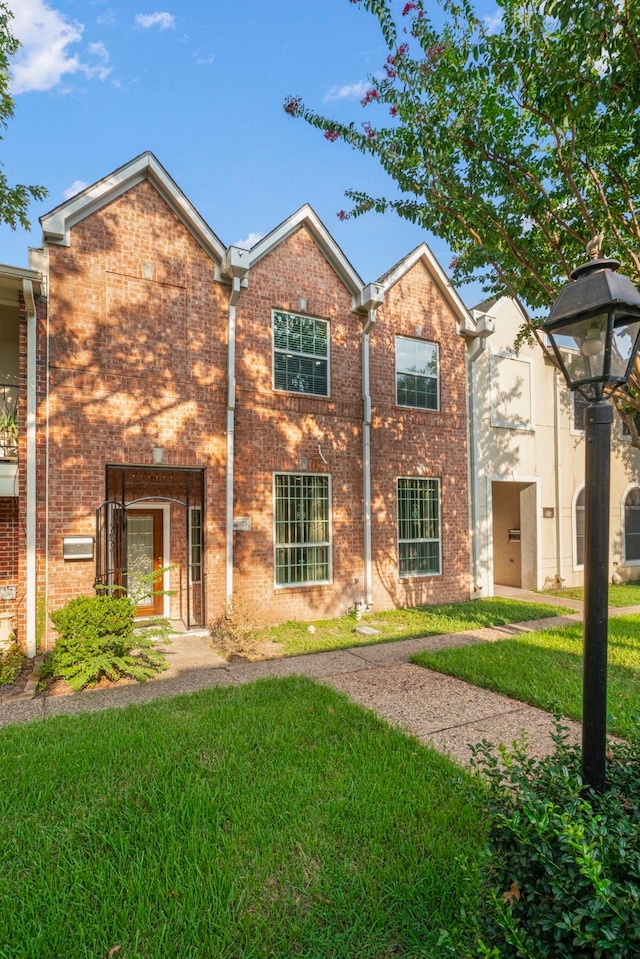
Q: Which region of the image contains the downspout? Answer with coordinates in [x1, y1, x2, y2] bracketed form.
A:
[554, 368, 564, 585]
[359, 284, 384, 610]
[23, 279, 37, 658]
[223, 248, 249, 615]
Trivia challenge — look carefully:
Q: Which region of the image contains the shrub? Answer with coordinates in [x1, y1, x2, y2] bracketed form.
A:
[0, 640, 24, 685]
[209, 596, 267, 660]
[50, 594, 168, 691]
[452, 722, 640, 958]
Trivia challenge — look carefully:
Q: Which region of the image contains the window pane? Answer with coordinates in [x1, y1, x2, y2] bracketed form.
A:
[275, 474, 330, 585]
[625, 487, 640, 561]
[575, 488, 585, 567]
[397, 478, 441, 577]
[273, 311, 329, 396]
[396, 337, 438, 410]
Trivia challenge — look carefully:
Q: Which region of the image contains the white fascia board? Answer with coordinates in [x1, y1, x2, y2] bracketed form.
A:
[40, 152, 226, 266]
[248, 204, 364, 302]
[0, 264, 43, 298]
[380, 242, 472, 332]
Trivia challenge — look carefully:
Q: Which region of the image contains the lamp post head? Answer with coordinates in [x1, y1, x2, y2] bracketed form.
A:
[543, 256, 640, 400]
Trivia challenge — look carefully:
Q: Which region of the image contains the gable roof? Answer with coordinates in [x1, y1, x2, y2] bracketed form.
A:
[247, 204, 364, 302]
[377, 243, 472, 329]
[39, 151, 227, 265]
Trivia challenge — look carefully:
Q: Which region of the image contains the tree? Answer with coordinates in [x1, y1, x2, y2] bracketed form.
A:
[0, 2, 47, 229]
[284, 0, 640, 442]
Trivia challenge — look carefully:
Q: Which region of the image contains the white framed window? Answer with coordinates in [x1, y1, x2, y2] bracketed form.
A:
[623, 486, 640, 564]
[189, 507, 202, 585]
[571, 393, 588, 435]
[274, 473, 331, 586]
[396, 336, 439, 410]
[573, 486, 585, 570]
[273, 310, 329, 396]
[397, 477, 441, 577]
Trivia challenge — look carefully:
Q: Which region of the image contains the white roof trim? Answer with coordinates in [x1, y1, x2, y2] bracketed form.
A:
[39, 152, 226, 265]
[379, 243, 472, 329]
[248, 204, 364, 301]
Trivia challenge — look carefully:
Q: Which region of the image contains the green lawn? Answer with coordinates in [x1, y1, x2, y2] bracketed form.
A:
[412, 614, 640, 739]
[266, 597, 573, 657]
[543, 581, 640, 607]
[0, 677, 483, 959]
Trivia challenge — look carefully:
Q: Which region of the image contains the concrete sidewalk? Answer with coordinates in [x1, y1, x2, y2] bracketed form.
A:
[2, 590, 637, 764]
[0, 600, 593, 765]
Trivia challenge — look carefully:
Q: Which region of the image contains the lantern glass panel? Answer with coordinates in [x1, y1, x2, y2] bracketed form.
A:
[553, 312, 608, 385]
[610, 315, 640, 381]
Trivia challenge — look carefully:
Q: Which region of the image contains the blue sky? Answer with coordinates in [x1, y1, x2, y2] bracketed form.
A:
[3, 0, 488, 305]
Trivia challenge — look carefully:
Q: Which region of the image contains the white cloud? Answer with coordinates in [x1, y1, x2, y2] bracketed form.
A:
[323, 80, 368, 102]
[234, 232, 264, 250]
[10, 0, 111, 94]
[63, 179, 89, 200]
[96, 10, 116, 27]
[135, 12, 175, 30]
[483, 12, 503, 33]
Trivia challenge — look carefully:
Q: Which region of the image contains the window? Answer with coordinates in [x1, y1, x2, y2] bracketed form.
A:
[273, 310, 329, 396]
[189, 507, 202, 584]
[574, 487, 585, 568]
[274, 474, 331, 585]
[397, 477, 441, 577]
[624, 486, 640, 563]
[396, 337, 439, 410]
[572, 393, 589, 433]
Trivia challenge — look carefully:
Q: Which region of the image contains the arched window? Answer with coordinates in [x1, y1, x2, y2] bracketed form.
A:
[624, 487, 640, 563]
[574, 487, 585, 569]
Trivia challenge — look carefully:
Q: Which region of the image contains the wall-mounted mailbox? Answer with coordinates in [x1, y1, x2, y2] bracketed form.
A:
[63, 536, 95, 560]
[508, 529, 521, 543]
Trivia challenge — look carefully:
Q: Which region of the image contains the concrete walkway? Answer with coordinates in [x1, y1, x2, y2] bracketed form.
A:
[1, 590, 636, 765]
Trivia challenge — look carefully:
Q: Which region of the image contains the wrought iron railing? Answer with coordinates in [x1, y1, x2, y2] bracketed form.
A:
[0, 383, 18, 460]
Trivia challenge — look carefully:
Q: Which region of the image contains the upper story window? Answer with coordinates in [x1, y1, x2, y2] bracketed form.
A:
[273, 310, 329, 396]
[624, 486, 640, 564]
[396, 336, 439, 410]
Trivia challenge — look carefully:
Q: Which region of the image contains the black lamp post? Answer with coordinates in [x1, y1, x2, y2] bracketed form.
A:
[543, 254, 640, 792]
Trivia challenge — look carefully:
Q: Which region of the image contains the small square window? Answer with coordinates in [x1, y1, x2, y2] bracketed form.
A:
[273, 310, 329, 396]
[396, 336, 439, 410]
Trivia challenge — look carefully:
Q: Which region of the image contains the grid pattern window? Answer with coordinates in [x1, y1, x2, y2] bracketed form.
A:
[573, 393, 589, 432]
[275, 474, 331, 586]
[273, 310, 329, 396]
[189, 508, 202, 584]
[574, 488, 585, 567]
[397, 478, 441, 577]
[624, 487, 640, 562]
[396, 337, 439, 410]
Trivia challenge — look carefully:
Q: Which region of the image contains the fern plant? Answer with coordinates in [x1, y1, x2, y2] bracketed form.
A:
[50, 593, 168, 691]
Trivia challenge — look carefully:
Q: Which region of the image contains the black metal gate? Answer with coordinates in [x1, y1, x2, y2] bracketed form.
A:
[94, 466, 205, 629]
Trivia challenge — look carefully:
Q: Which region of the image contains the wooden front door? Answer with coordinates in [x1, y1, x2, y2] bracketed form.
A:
[126, 509, 164, 617]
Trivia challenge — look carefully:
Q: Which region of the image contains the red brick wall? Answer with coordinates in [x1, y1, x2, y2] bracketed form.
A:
[369, 260, 470, 608]
[41, 180, 229, 644]
[232, 227, 365, 622]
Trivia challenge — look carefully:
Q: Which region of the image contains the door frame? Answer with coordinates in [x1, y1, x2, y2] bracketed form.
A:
[486, 474, 542, 594]
[126, 504, 170, 618]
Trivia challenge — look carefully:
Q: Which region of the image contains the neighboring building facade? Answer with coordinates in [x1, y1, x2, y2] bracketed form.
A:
[465, 296, 640, 595]
[1, 153, 472, 653]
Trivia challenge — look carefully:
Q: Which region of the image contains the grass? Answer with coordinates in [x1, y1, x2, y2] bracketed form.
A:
[0, 677, 484, 959]
[265, 597, 573, 657]
[543, 581, 640, 607]
[412, 614, 640, 739]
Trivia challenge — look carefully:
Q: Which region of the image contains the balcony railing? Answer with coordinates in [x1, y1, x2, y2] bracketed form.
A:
[0, 383, 18, 460]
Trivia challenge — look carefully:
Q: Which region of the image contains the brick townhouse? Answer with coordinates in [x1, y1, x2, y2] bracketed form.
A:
[0, 152, 471, 655]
